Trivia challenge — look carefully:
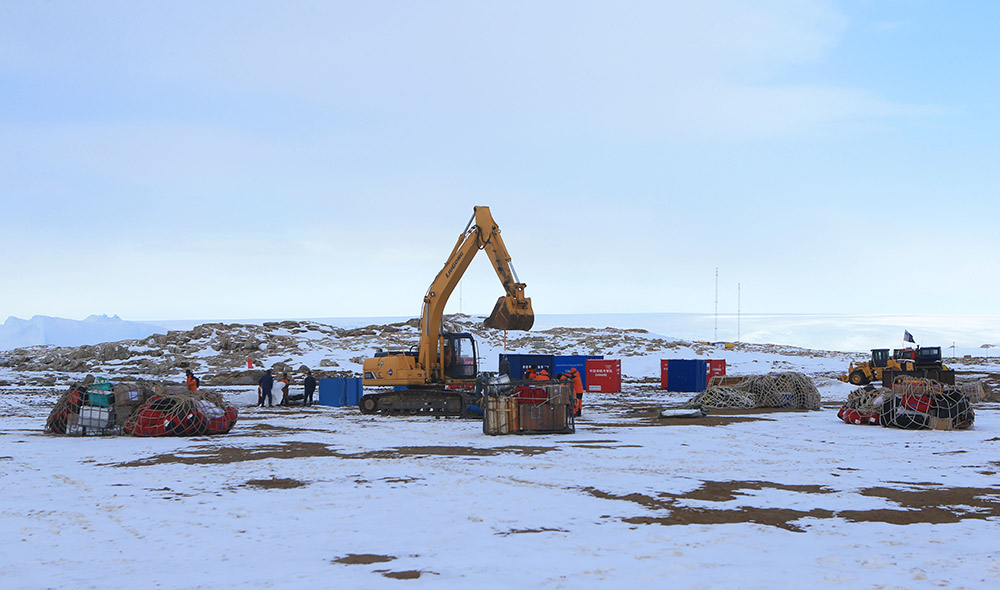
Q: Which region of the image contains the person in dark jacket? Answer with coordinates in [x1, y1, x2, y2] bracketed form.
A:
[303, 370, 317, 406]
[258, 369, 274, 407]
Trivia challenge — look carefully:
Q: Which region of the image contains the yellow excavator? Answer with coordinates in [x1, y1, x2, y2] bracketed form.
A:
[359, 206, 533, 416]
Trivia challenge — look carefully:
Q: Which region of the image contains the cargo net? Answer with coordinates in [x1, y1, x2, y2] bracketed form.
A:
[688, 372, 821, 410]
[45, 377, 124, 436]
[45, 378, 237, 437]
[123, 389, 238, 437]
[838, 377, 975, 430]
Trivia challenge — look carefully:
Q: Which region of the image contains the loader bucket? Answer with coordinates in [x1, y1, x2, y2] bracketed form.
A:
[484, 295, 534, 331]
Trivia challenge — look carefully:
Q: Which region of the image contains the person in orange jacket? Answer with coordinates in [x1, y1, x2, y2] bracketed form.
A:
[524, 367, 537, 381]
[532, 368, 550, 381]
[279, 372, 291, 406]
[185, 369, 200, 392]
[567, 367, 584, 416]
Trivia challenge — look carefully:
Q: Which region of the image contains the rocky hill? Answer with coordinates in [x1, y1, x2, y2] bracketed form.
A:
[0, 314, 868, 389]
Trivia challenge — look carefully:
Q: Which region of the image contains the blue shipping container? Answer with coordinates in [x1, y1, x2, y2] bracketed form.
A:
[499, 354, 554, 380]
[552, 355, 603, 390]
[666, 359, 707, 392]
[318, 378, 364, 407]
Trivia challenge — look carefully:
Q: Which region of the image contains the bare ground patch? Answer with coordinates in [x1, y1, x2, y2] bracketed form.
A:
[584, 403, 817, 429]
[332, 554, 396, 565]
[378, 570, 434, 580]
[244, 477, 307, 489]
[581, 480, 1000, 531]
[110, 441, 554, 467]
[331, 554, 436, 580]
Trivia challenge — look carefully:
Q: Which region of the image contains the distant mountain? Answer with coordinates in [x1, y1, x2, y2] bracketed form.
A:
[0, 314, 168, 350]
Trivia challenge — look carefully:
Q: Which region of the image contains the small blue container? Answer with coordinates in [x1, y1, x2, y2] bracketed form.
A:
[666, 359, 708, 392]
[318, 378, 364, 407]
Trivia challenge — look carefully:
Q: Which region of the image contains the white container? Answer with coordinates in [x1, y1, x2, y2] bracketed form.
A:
[78, 407, 112, 429]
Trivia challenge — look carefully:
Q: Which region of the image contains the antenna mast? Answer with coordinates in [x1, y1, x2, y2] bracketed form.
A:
[714, 267, 718, 342]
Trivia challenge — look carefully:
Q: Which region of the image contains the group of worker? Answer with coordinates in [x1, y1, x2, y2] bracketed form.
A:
[257, 368, 317, 407]
[523, 366, 584, 416]
[183, 367, 318, 407]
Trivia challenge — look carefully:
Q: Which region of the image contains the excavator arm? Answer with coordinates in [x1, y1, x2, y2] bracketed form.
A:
[417, 206, 534, 374]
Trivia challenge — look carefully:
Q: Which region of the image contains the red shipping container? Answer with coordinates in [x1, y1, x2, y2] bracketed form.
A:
[586, 359, 621, 393]
[706, 359, 727, 387]
[660, 359, 670, 390]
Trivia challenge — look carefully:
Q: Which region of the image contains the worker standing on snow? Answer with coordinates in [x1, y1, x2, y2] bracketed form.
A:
[567, 367, 584, 416]
[258, 369, 274, 407]
[279, 372, 291, 406]
[185, 369, 200, 391]
[303, 370, 317, 406]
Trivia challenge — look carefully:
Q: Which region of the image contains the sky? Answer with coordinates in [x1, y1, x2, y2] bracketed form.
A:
[2, 1, 998, 324]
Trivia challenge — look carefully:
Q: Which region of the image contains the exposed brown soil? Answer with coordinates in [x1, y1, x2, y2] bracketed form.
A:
[624, 508, 835, 532]
[332, 554, 396, 565]
[110, 441, 553, 467]
[244, 477, 307, 489]
[585, 403, 820, 429]
[683, 480, 833, 502]
[581, 480, 1000, 532]
[331, 554, 434, 580]
[379, 570, 431, 579]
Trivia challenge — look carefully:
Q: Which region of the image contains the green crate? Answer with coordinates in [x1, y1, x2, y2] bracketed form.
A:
[87, 392, 113, 407]
[90, 379, 113, 392]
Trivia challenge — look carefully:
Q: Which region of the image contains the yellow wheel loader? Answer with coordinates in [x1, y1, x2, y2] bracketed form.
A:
[841, 347, 955, 386]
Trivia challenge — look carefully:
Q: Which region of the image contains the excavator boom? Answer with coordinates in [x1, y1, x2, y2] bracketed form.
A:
[360, 205, 533, 416]
[417, 206, 533, 370]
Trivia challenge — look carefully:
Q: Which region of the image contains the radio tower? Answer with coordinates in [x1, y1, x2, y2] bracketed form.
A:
[737, 282, 741, 343]
[714, 268, 718, 342]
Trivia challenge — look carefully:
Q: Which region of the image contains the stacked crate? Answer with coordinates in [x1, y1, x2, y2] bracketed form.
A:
[113, 383, 147, 427]
[484, 381, 575, 435]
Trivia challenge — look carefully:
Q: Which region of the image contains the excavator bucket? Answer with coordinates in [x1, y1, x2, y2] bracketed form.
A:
[484, 295, 534, 331]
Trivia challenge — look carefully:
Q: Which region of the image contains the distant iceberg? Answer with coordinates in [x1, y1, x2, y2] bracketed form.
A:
[0, 314, 168, 350]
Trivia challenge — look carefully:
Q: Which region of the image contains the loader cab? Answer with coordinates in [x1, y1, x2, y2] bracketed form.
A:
[442, 332, 478, 380]
[916, 346, 942, 366]
[871, 348, 890, 368]
[893, 348, 916, 361]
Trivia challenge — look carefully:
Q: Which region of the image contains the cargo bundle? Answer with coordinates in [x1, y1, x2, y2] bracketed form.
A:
[45, 376, 238, 437]
[482, 377, 575, 435]
[837, 377, 975, 430]
[687, 372, 821, 410]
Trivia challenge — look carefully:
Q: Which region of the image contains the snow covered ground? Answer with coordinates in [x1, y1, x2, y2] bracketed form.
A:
[4, 391, 1000, 588]
[3, 334, 1000, 588]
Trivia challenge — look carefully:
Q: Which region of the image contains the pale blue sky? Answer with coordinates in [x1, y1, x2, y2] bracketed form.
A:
[1, 1, 997, 322]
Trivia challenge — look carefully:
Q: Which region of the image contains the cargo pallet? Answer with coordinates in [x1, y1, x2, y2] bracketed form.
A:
[483, 380, 575, 435]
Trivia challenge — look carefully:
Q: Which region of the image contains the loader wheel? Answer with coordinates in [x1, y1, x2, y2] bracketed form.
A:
[848, 370, 869, 386]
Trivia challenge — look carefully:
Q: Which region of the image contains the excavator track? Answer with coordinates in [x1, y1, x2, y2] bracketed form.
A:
[359, 388, 477, 417]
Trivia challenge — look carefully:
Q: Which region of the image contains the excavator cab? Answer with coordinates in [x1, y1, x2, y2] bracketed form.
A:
[442, 332, 478, 380]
